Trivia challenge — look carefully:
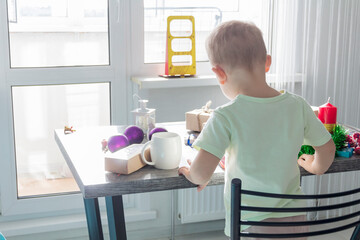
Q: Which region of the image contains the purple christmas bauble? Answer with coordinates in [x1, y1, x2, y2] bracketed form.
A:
[148, 127, 168, 140]
[124, 125, 144, 144]
[107, 135, 129, 153]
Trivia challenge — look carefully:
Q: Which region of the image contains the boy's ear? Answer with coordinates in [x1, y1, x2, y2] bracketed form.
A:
[211, 66, 227, 85]
[265, 55, 272, 73]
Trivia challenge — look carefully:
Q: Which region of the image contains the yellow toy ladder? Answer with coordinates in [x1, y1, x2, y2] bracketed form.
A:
[164, 16, 196, 77]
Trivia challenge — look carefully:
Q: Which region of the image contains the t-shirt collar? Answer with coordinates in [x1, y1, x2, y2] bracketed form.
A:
[234, 90, 288, 103]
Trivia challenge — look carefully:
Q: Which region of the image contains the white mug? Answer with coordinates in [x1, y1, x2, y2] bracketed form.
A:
[141, 132, 182, 170]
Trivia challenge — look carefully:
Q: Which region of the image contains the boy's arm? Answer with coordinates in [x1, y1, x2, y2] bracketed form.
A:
[298, 138, 336, 175]
[178, 149, 220, 191]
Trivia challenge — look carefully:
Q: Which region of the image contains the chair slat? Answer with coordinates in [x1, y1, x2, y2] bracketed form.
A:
[239, 219, 360, 239]
[241, 198, 360, 212]
[241, 209, 360, 226]
[230, 178, 360, 240]
[241, 187, 360, 199]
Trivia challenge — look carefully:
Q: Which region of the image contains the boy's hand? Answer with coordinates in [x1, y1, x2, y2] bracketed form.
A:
[178, 159, 209, 192]
[297, 154, 315, 172]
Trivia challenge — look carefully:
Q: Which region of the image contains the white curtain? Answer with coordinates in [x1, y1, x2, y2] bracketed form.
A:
[271, 0, 360, 219]
[270, 0, 301, 93]
[301, 0, 360, 219]
[271, 0, 360, 130]
[301, 0, 360, 128]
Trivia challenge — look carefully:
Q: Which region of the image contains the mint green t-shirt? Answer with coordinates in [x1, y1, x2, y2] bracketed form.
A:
[193, 91, 331, 237]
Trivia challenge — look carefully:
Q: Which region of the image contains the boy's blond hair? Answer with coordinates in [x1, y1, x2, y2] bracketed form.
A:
[206, 20, 267, 72]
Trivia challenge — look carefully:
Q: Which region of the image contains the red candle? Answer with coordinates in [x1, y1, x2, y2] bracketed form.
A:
[318, 98, 337, 132]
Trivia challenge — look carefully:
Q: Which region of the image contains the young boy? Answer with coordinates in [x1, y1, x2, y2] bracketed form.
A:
[178, 21, 336, 239]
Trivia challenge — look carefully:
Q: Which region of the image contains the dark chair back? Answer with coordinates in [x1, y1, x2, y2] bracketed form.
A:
[231, 178, 360, 239]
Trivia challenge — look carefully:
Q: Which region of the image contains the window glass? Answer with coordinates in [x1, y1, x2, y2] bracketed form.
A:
[84, 0, 107, 18]
[12, 83, 110, 198]
[144, 0, 270, 63]
[7, 0, 109, 68]
[7, 0, 17, 22]
[17, 0, 68, 17]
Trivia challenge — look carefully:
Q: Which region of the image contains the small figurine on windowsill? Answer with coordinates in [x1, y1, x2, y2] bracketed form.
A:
[64, 126, 76, 134]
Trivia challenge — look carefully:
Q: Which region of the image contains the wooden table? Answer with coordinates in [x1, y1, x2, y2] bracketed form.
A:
[55, 122, 360, 240]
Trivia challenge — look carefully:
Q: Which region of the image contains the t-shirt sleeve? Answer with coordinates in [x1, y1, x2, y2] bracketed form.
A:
[302, 99, 332, 147]
[192, 111, 231, 159]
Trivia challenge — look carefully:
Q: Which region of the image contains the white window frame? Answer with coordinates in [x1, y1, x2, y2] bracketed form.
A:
[130, 0, 273, 77]
[130, 0, 214, 77]
[0, 0, 129, 217]
[9, 0, 108, 32]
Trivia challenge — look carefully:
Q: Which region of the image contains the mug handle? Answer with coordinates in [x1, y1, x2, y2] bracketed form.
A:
[141, 141, 154, 165]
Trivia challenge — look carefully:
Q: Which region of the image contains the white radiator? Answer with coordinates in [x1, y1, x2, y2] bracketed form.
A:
[178, 172, 360, 224]
[177, 177, 320, 224]
[123, 194, 135, 208]
[315, 172, 360, 219]
[178, 185, 225, 224]
[302, 172, 360, 220]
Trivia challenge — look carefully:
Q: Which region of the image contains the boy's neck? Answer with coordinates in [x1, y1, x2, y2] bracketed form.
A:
[227, 68, 280, 99]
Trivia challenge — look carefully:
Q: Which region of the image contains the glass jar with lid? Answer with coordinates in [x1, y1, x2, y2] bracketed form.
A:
[131, 99, 155, 136]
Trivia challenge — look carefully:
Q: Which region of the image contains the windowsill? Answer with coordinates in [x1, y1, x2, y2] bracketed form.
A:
[131, 75, 218, 89]
[131, 73, 303, 89]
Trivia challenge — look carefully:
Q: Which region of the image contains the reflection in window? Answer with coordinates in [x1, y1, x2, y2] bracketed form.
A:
[12, 83, 110, 198]
[84, 0, 107, 18]
[17, 0, 68, 17]
[7, 0, 109, 68]
[144, 0, 270, 63]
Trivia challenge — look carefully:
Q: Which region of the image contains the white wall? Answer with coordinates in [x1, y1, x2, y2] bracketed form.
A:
[135, 85, 228, 123]
[132, 82, 303, 124]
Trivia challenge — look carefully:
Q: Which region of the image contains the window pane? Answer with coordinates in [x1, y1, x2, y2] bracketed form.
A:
[84, 0, 107, 18]
[144, 0, 270, 63]
[7, 0, 109, 68]
[7, 0, 17, 22]
[12, 83, 110, 198]
[17, 0, 68, 17]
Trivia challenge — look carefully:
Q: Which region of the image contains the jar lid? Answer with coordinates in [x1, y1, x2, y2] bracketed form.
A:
[139, 99, 149, 111]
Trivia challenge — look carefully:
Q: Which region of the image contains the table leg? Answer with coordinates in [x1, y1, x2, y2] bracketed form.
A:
[171, 190, 176, 240]
[350, 224, 360, 240]
[83, 198, 104, 240]
[106, 195, 127, 240]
